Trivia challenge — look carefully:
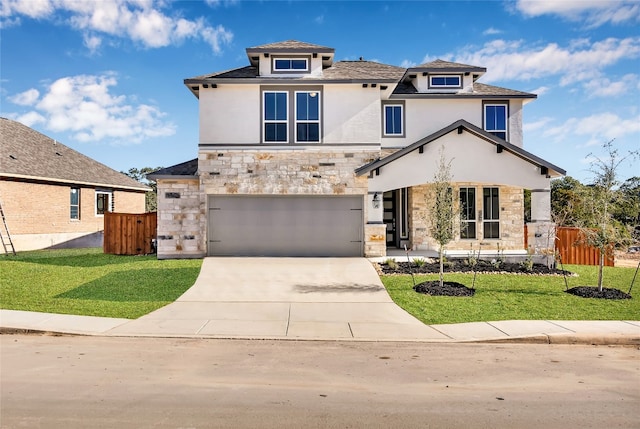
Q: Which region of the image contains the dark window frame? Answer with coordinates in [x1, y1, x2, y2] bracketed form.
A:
[382, 101, 405, 137]
[261, 85, 323, 144]
[483, 101, 509, 141]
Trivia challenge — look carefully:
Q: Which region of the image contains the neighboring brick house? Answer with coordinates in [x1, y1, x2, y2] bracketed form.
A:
[150, 40, 564, 259]
[0, 117, 150, 251]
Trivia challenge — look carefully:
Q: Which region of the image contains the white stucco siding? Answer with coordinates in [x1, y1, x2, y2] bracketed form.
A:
[383, 99, 480, 148]
[199, 85, 260, 144]
[509, 100, 524, 147]
[323, 84, 380, 144]
[370, 131, 551, 192]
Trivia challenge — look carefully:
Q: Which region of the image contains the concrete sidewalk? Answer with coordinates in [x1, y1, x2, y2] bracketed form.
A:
[1, 309, 639, 344]
[1, 257, 639, 344]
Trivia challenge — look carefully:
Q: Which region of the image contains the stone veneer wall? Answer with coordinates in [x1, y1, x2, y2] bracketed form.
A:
[157, 148, 384, 258]
[156, 178, 206, 258]
[409, 183, 525, 252]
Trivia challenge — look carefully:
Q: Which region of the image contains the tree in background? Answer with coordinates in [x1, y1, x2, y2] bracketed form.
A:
[122, 167, 162, 212]
[578, 141, 638, 291]
[427, 148, 458, 288]
[613, 176, 640, 242]
[550, 176, 589, 226]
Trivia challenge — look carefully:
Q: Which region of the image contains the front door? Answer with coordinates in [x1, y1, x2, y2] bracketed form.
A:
[383, 191, 396, 247]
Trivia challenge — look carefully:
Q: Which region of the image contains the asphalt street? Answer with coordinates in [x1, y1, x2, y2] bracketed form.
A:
[1, 335, 639, 428]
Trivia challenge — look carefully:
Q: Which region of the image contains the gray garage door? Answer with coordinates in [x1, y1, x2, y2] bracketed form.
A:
[207, 195, 363, 256]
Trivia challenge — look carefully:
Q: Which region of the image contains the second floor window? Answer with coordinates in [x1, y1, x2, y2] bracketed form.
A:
[274, 58, 308, 71]
[264, 91, 288, 142]
[430, 75, 461, 88]
[484, 103, 507, 140]
[295, 91, 320, 142]
[383, 104, 403, 136]
[263, 87, 322, 143]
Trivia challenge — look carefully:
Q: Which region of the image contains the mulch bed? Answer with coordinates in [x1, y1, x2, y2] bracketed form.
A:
[566, 286, 632, 300]
[380, 260, 571, 276]
[413, 281, 475, 297]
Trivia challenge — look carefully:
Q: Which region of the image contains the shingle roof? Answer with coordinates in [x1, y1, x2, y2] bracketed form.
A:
[392, 81, 536, 98]
[246, 40, 334, 53]
[185, 60, 405, 83]
[412, 59, 487, 72]
[0, 117, 150, 191]
[147, 158, 198, 179]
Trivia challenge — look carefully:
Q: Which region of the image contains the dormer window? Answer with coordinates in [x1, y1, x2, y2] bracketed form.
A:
[429, 75, 462, 89]
[273, 57, 309, 72]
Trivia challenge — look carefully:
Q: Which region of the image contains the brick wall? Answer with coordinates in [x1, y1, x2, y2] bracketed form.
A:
[0, 179, 146, 250]
[409, 183, 525, 252]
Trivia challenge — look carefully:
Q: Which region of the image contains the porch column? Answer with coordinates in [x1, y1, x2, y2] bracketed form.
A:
[528, 188, 556, 267]
[364, 191, 386, 257]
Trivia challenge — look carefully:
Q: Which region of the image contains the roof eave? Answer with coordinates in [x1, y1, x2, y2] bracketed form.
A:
[389, 93, 537, 100]
[184, 77, 400, 85]
[147, 174, 198, 181]
[0, 173, 151, 192]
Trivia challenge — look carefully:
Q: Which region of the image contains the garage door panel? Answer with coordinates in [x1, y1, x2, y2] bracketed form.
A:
[208, 196, 363, 256]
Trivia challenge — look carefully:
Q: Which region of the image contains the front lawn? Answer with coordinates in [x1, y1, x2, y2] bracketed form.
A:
[381, 265, 639, 325]
[0, 248, 202, 319]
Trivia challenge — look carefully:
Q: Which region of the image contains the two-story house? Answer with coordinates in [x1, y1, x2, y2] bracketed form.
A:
[150, 40, 564, 259]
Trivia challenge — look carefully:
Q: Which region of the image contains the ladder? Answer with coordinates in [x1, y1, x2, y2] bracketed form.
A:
[0, 198, 16, 256]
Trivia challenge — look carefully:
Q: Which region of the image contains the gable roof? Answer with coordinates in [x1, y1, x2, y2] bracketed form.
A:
[355, 119, 565, 177]
[392, 81, 536, 99]
[411, 59, 486, 73]
[0, 117, 150, 191]
[146, 158, 198, 180]
[246, 40, 334, 53]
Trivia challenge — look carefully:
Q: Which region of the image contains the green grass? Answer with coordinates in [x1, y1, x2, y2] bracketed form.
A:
[0, 248, 202, 319]
[381, 265, 639, 325]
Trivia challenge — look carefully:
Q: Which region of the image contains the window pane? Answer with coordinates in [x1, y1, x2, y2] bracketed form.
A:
[297, 123, 319, 142]
[393, 106, 402, 133]
[484, 222, 499, 239]
[486, 106, 497, 130]
[265, 92, 287, 121]
[70, 188, 79, 205]
[274, 59, 290, 70]
[385, 105, 402, 135]
[431, 77, 445, 86]
[446, 76, 460, 86]
[265, 123, 287, 142]
[385, 107, 394, 134]
[70, 206, 79, 220]
[291, 59, 307, 70]
[461, 222, 476, 239]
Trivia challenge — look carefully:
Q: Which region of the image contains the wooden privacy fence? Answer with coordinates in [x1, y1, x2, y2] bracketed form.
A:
[555, 226, 614, 267]
[104, 212, 157, 255]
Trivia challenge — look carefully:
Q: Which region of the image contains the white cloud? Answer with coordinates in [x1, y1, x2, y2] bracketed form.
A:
[523, 117, 553, 133]
[482, 27, 502, 35]
[435, 37, 640, 86]
[7, 73, 175, 144]
[583, 73, 639, 97]
[315, 14, 324, 24]
[0, 0, 233, 53]
[9, 88, 40, 105]
[515, 0, 640, 28]
[543, 112, 640, 146]
[530, 85, 550, 96]
[400, 59, 417, 68]
[13, 111, 46, 127]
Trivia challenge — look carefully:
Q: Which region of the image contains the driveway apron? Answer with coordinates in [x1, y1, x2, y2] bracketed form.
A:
[109, 258, 450, 341]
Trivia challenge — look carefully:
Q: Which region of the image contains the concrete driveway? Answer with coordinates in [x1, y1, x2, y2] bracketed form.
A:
[110, 258, 450, 341]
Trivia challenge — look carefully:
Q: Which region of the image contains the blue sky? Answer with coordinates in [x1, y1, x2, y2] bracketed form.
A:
[2, 0, 639, 183]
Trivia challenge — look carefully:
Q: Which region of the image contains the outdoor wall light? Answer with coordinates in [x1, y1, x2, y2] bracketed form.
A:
[372, 192, 380, 209]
